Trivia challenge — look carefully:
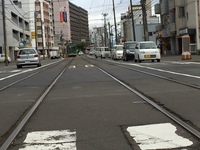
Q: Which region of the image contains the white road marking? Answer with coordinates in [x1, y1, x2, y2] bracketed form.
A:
[127, 123, 193, 150]
[85, 64, 94, 67]
[10, 70, 21, 73]
[0, 60, 63, 81]
[19, 130, 76, 150]
[130, 64, 200, 79]
[69, 65, 76, 69]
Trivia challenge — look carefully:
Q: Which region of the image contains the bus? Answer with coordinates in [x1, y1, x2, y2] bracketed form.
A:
[67, 43, 78, 57]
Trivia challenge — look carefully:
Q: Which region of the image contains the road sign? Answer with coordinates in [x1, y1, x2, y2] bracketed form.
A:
[23, 40, 26, 45]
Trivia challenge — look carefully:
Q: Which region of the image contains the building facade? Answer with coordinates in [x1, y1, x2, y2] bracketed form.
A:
[155, 0, 200, 55]
[69, 2, 89, 45]
[0, 0, 31, 60]
[0, 0, 89, 60]
[52, 0, 89, 51]
[120, 1, 160, 44]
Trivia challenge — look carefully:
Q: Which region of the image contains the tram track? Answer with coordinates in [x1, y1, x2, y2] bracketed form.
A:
[84, 56, 200, 141]
[0, 58, 74, 150]
[1, 55, 200, 149]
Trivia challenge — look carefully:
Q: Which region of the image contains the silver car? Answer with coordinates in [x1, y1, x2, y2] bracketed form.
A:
[16, 48, 41, 68]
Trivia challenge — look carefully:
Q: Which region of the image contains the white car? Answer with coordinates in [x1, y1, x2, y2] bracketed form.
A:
[95, 47, 110, 58]
[134, 41, 161, 62]
[111, 45, 124, 60]
[0, 54, 11, 63]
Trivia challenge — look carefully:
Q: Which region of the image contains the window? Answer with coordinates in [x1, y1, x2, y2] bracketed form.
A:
[179, 6, 185, 17]
[148, 32, 153, 36]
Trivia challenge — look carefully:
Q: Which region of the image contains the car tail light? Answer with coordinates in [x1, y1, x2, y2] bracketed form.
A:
[16, 55, 20, 58]
[34, 54, 38, 57]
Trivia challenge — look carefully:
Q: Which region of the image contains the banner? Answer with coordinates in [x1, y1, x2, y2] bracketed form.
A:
[60, 8, 64, 22]
[60, 7, 67, 23]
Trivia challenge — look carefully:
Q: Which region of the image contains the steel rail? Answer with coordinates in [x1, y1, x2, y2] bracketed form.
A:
[0, 59, 64, 92]
[96, 66, 200, 139]
[0, 58, 74, 150]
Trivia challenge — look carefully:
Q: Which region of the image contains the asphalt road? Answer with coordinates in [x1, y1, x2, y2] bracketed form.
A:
[1, 55, 200, 150]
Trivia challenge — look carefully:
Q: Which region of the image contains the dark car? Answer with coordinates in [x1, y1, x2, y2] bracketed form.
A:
[16, 48, 41, 68]
[123, 41, 137, 61]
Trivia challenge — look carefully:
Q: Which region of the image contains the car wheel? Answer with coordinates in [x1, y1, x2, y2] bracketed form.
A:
[95, 55, 97, 58]
[152, 60, 155, 62]
[17, 65, 22, 68]
[138, 56, 141, 63]
[157, 59, 160, 62]
[37, 63, 41, 67]
[135, 59, 137, 62]
[125, 55, 128, 61]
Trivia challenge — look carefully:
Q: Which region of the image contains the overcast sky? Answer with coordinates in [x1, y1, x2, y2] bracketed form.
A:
[70, 0, 141, 29]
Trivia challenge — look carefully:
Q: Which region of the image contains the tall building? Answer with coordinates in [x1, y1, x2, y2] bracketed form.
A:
[52, 0, 89, 46]
[69, 2, 89, 44]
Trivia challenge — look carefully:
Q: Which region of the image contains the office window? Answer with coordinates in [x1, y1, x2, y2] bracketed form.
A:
[179, 6, 185, 17]
[149, 32, 153, 36]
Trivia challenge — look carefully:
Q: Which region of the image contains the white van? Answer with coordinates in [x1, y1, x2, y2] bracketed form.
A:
[134, 41, 161, 62]
[49, 51, 60, 59]
[95, 47, 110, 58]
[0, 54, 11, 63]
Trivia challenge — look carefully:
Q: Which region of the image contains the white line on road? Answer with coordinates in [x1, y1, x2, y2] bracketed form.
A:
[19, 130, 76, 150]
[127, 123, 193, 150]
[69, 65, 76, 69]
[85, 64, 94, 67]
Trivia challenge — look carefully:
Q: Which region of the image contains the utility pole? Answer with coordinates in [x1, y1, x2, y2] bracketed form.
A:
[130, 0, 136, 41]
[141, 0, 149, 41]
[47, 25, 50, 58]
[40, 5, 45, 60]
[34, 11, 38, 50]
[2, 0, 8, 66]
[112, 0, 118, 45]
[108, 22, 111, 50]
[102, 13, 108, 47]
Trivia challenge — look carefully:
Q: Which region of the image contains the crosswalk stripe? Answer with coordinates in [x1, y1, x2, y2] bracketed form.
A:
[127, 123, 193, 150]
[69, 65, 76, 69]
[19, 130, 76, 150]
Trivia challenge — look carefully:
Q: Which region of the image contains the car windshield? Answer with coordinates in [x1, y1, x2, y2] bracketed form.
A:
[19, 49, 36, 55]
[116, 46, 123, 50]
[126, 43, 136, 51]
[105, 48, 110, 51]
[140, 43, 157, 49]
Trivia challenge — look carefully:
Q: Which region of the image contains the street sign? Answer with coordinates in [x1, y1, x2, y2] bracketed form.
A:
[23, 40, 26, 45]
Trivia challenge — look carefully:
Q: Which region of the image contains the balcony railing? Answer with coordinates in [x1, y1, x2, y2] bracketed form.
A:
[169, 0, 175, 11]
[154, 4, 161, 14]
[161, 0, 169, 15]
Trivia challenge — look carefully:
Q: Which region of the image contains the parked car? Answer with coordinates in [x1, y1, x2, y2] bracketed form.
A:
[89, 50, 95, 55]
[89, 47, 96, 55]
[95, 47, 110, 58]
[110, 45, 124, 60]
[134, 41, 161, 63]
[49, 50, 60, 59]
[16, 48, 41, 68]
[0, 54, 11, 63]
[123, 41, 137, 61]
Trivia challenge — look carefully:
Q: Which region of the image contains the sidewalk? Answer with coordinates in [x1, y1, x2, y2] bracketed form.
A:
[161, 54, 200, 62]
